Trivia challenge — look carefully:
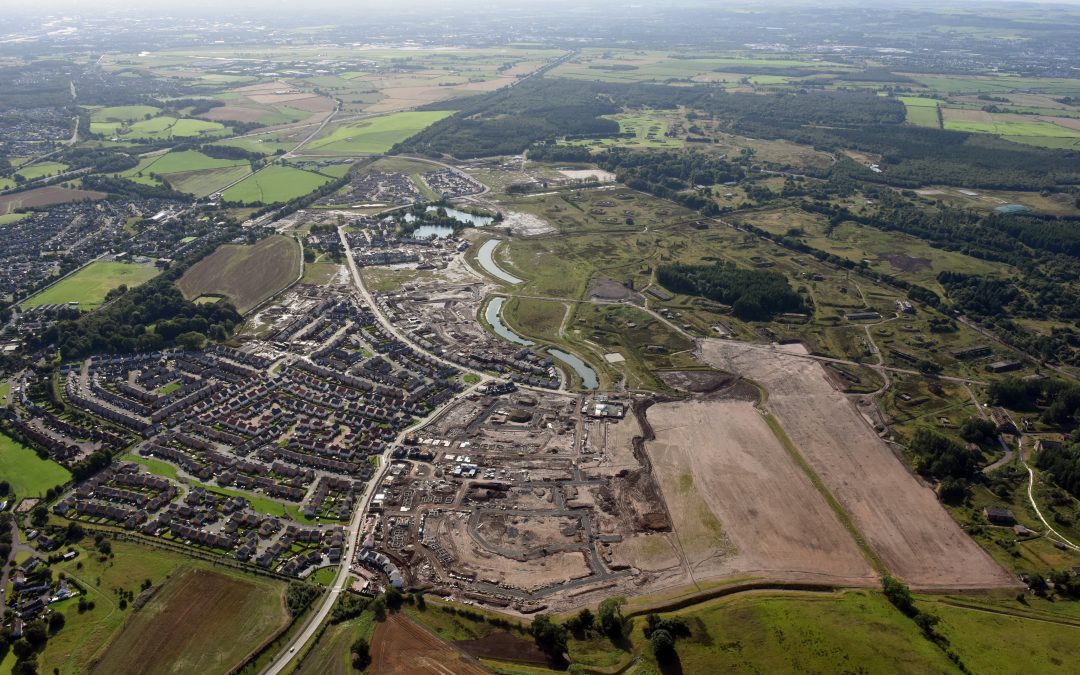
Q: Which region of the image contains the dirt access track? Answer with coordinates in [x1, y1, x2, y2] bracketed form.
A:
[699, 339, 1018, 591]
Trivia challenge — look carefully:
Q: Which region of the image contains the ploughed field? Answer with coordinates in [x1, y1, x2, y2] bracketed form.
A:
[645, 398, 877, 587]
[89, 567, 289, 675]
[178, 234, 301, 314]
[699, 339, 1018, 590]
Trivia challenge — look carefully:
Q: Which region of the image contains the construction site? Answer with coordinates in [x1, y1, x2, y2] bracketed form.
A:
[360, 387, 681, 612]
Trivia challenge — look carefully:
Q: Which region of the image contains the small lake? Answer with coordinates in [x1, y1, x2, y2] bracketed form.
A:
[477, 239, 523, 285]
[410, 224, 455, 239]
[549, 349, 599, 390]
[438, 206, 493, 227]
[404, 206, 494, 228]
[485, 296, 534, 347]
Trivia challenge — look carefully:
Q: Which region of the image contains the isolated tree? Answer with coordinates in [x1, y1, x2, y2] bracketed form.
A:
[598, 596, 626, 641]
[351, 637, 371, 669]
[530, 614, 568, 656]
[29, 507, 48, 528]
[47, 612, 65, 634]
[650, 628, 675, 660]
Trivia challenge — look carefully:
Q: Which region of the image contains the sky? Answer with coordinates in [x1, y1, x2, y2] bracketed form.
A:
[9, 0, 1080, 9]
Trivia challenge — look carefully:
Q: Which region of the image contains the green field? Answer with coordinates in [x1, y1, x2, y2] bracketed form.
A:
[89, 564, 288, 675]
[296, 610, 377, 675]
[119, 150, 252, 195]
[551, 49, 856, 84]
[88, 105, 163, 123]
[563, 108, 684, 150]
[20, 261, 160, 310]
[303, 111, 453, 154]
[628, 590, 954, 673]
[38, 538, 192, 673]
[942, 117, 1080, 138]
[123, 150, 248, 177]
[0, 213, 31, 226]
[900, 97, 941, 128]
[221, 165, 332, 205]
[214, 136, 295, 156]
[101, 115, 230, 141]
[14, 161, 69, 181]
[301, 261, 343, 285]
[0, 431, 71, 499]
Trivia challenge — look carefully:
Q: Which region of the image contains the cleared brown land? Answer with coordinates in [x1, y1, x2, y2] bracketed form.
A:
[699, 339, 1018, 590]
[201, 105, 267, 123]
[90, 567, 288, 675]
[0, 186, 107, 214]
[369, 613, 488, 675]
[646, 399, 876, 587]
[178, 234, 301, 314]
[1039, 115, 1080, 131]
[942, 108, 993, 124]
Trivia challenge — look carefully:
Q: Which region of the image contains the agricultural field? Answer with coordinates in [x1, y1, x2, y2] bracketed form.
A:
[0, 186, 107, 214]
[220, 165, 333, 204]
[0, 431, 71, 499]
[89, 566, 289, 675]
[368, 613, 489, 675]
[699, 339, 1018, 590]
[122, 150, 248, 178]
[102, 47, 560, 116]
[644, 398, 876, 585]
[550, 49, 857, 85]
[20, 260, 160, 310]
[301, 111, 453, 155]
[627, 590, 957, 673]
[93, 114, 230, 142]
[36, 539, 195, 673]
[202, 81, 333, 127]
[900, 96, 941, 128]
[118, 150, 252, 195]
[87, 105, 163, 123]
[295, 610, 377, 675]
[13, 161, 69, 181]
[940, 108, 1080, 147]
[178, 234, 301, 313]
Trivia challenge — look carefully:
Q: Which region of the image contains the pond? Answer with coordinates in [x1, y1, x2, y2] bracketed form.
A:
[410, 224, 455, 239]
[549, 349, 599, 390]
[403, 206, 494, 228]
[437, 206, 493, 227]
[477, 239, 523, 285]
[485, 296, 534, 347]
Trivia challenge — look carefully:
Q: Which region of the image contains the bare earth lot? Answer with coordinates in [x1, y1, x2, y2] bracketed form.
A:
[369, 613, 487, 675]
[178, 234, 301, 314]
[0, 186, 107, 214]
[699, 339, 1018, 590]
[646, 399, 876, 587]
